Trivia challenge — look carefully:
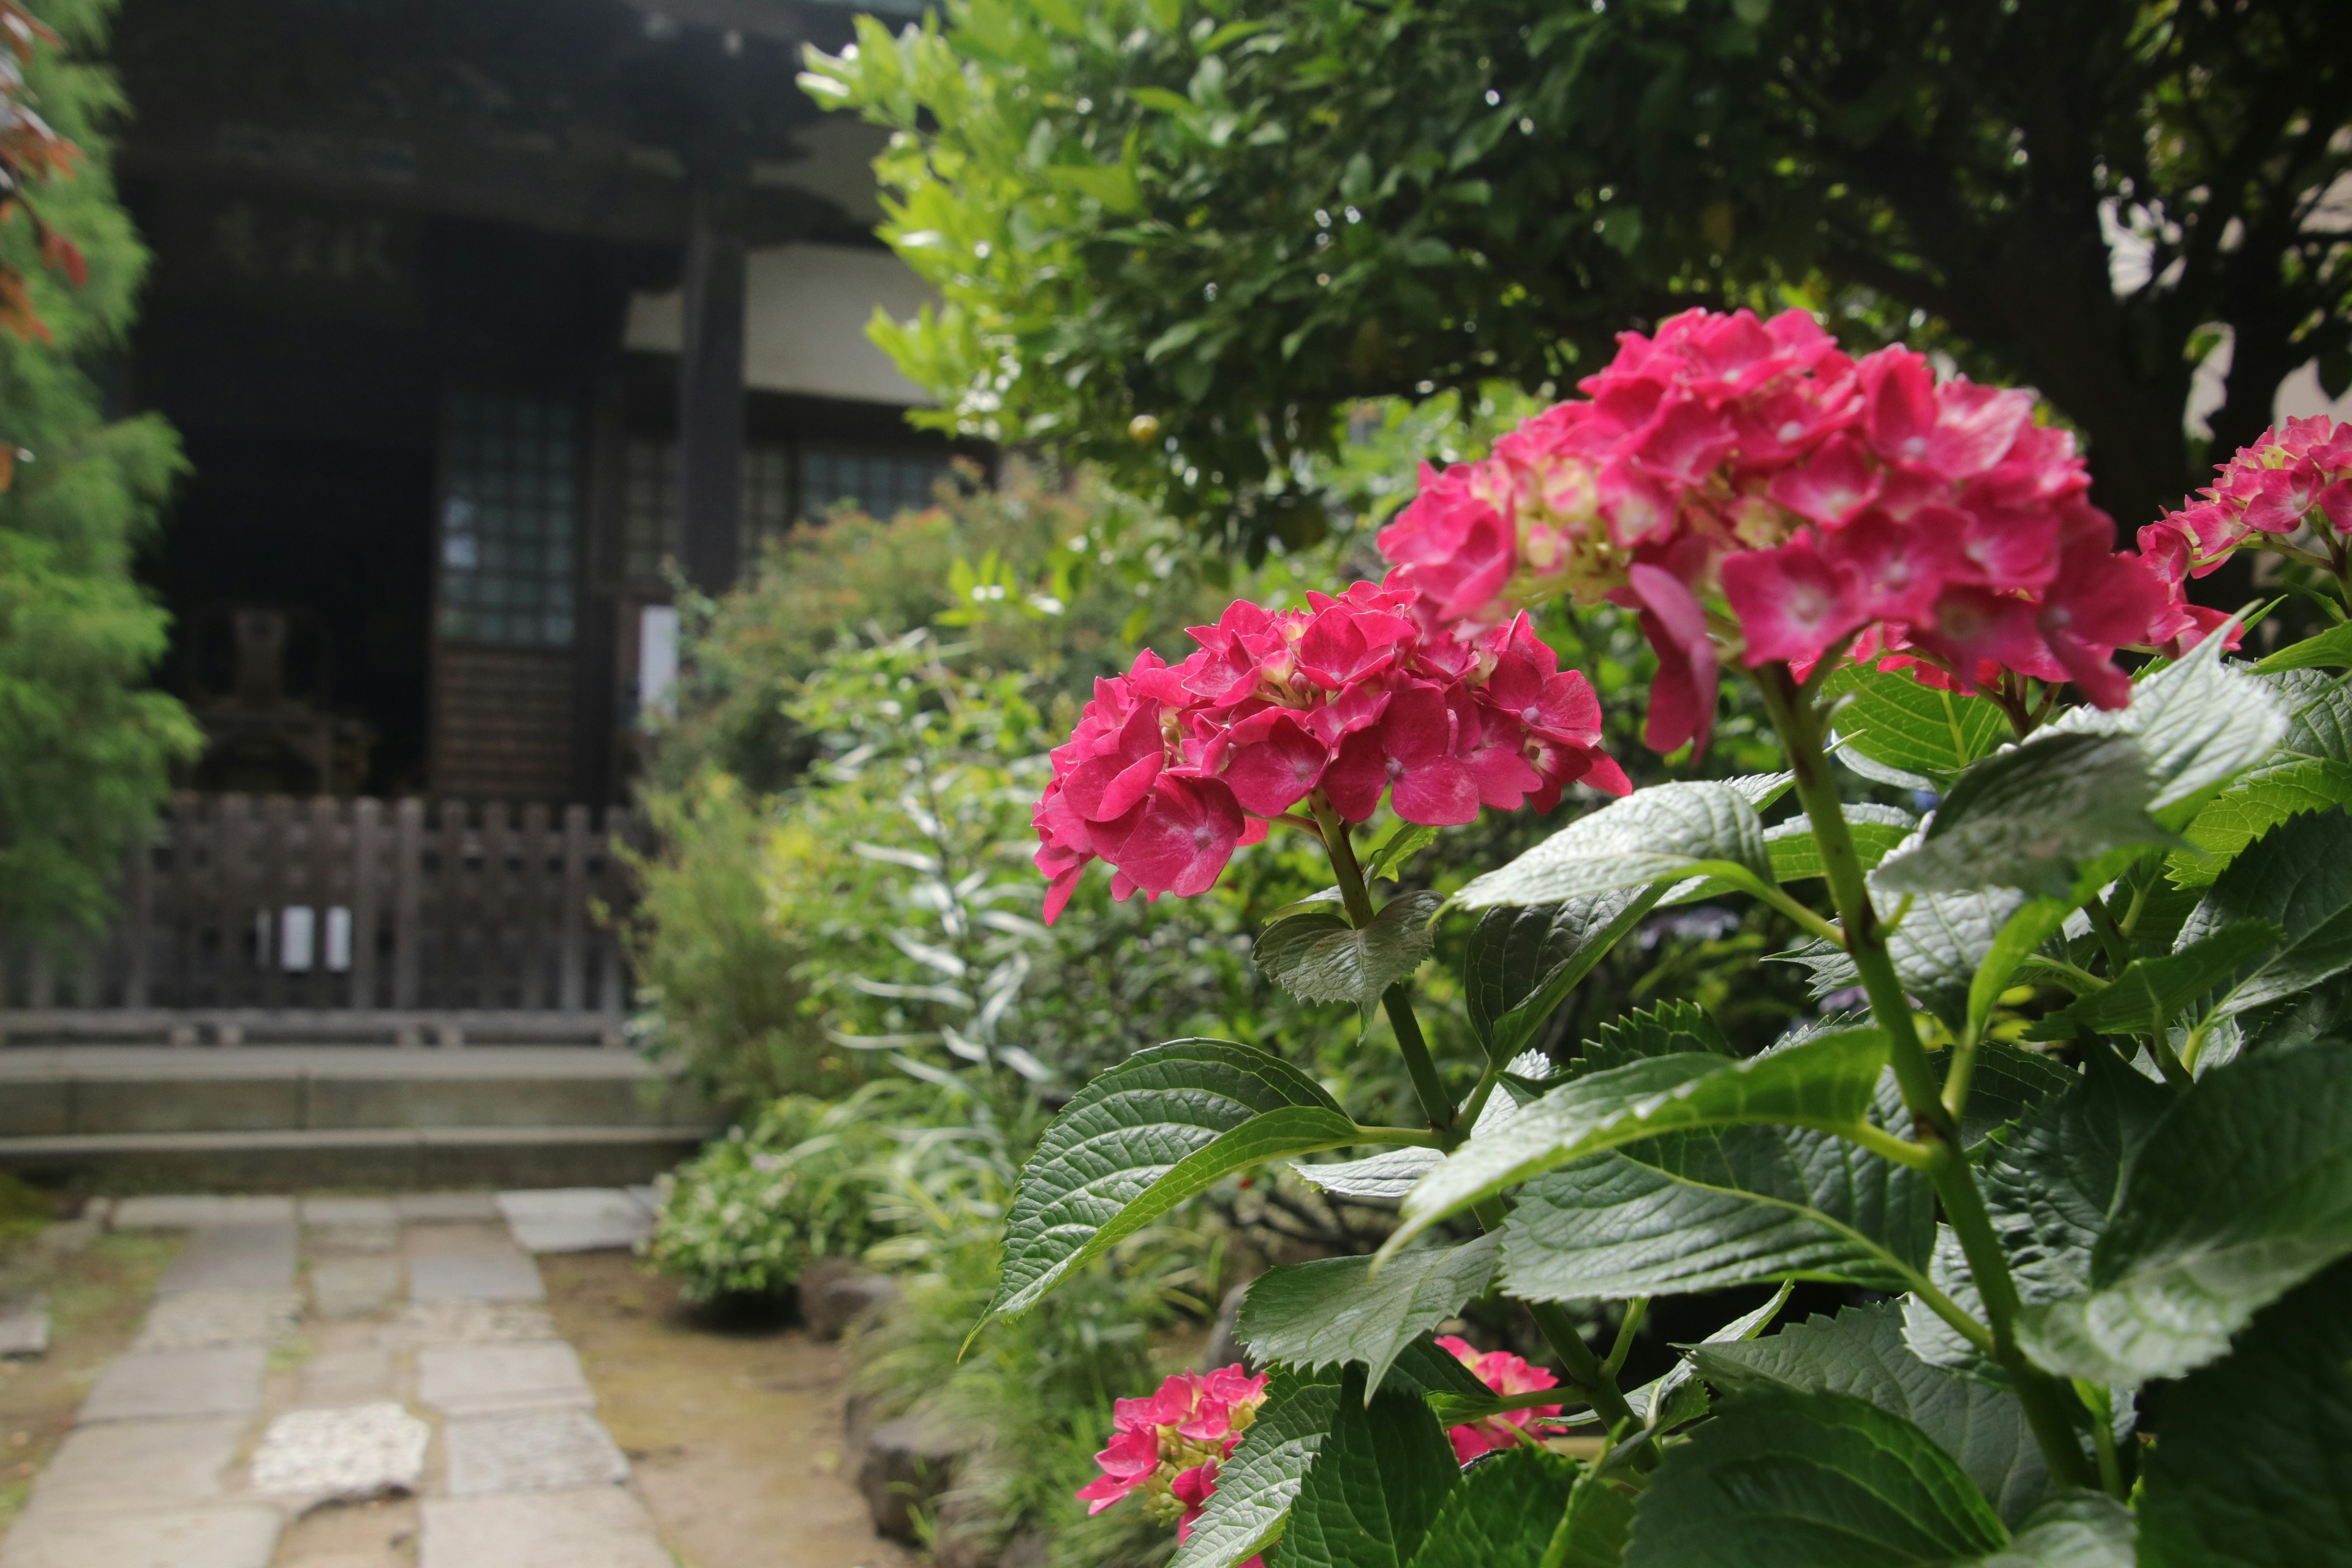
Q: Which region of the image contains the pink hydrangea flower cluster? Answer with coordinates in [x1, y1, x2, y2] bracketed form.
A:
[2141, 415, 2352, 598]
[1033, 581, 1629, 921]
[1076, 1366, 1271, 1555]
[1434, 1335, 1564, 1463]
[1379, 307, 2204, 750]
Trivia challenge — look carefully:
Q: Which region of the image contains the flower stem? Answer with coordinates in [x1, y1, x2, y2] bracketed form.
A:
[1752, 664, 2094, 1490]
[1309, 794, 1457, 1137]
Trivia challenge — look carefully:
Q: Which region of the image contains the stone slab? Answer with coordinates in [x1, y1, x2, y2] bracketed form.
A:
[310, 1258, 403, 1319]
[0, 1302, 47, 1359]
[0, 1502, 281, 1568]
[249, 1402, 430, 1501]
[394, 1191, 500, 1222]
[25, 1418, 243, 1513]
[419, 1488, 670, 1568]
[445, 1408, 629, 1496]
[623, 1185, 659, 1215]
[157, 1224, 298, 1294]
[79, 1346, 266, 1423]
[133, 1289, 301, 1351]
[307, 1221, 399, 1256]
[400, 1221, 518, 1258]
[386, 1301, 556, 1348]
[497, 1188, 652, 1254]
[295, 1346, 395, 1407]
[409, 1252, 543, 1303]
[300, 1196, 399, 1226]
[110, 1195, 296, 1231]
[417, 1341, 593, 1416]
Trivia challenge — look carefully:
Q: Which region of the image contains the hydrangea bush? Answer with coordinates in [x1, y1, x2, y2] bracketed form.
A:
[988, 311, 2352, 1568]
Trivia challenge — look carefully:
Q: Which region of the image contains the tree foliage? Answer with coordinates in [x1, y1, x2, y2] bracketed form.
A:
[0, 0, 195, 939]
[805, 0, 2352, 545]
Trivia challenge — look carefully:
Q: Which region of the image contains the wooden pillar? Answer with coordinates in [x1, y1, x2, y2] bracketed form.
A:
[677, 170, 748, 597]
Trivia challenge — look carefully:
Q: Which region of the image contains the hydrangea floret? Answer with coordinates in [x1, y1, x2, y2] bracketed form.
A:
[1433, 1335, 1564, 1462]
[1378, 307, 2209, 746]
[1033, 581, 1627, 921]
[2140, 413, 2352, 607]
[1076, 1365, 1270, 1554]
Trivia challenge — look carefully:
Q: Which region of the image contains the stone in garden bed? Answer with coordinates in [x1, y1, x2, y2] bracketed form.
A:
[0, 1296, 48, 1359]
[797, 1256, 900, 1341]
[856, 1411, 967, 1542]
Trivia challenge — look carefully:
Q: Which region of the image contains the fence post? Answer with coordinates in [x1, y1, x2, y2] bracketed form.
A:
[124, 825, 154, 1009]
[440, 801, 470, 1014]
[216, 794, 252, 1009]
[520, 801, 549, 1011]
[597, 804, 630, 1027]
[393, 797, 423, 1012]
[352, 797, 382, 1010]
[559, 804, 588, 1012]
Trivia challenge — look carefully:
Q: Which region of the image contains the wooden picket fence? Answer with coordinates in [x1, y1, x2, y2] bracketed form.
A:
[0, 794, 639, 1046]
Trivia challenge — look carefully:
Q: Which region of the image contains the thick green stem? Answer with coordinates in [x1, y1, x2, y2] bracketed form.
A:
[1529, 1300, 1639, 1433]
[1311, 794, 1457, 1137]
[1754, 665, 2094, 1490]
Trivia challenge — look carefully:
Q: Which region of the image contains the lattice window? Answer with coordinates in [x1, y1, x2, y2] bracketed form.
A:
[800, 445, 950, 524]
[624, 440, 803, 588]
[439, 393, 579, 647]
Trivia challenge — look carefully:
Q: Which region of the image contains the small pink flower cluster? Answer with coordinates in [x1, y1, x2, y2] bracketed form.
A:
[1077, 1365, 1271, 1555]
[1434, 1335, 1564, 1463]
[1033, 581, 1628, 921]
[2141, 415, 2352, 596]
[1379, 307, 2203, 748]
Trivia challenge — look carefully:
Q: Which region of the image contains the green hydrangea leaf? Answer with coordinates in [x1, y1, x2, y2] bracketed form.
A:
[1500, 1074, 1932, 1302]
[1169, 1372, 1342, 1568]
[1761, 803, 1920, 884]
[2252, 622, 2352, 673]
[1581, 1000, 1733, 1072]
[2028, 919, 2282, 1039]
[1820, 663, 2010, 780]
[2170, 671, 2352, 886]
[2136, 1263, 2352, 1568]
[1688, 1302, 2046, 1525]
[1281, 1366, 1461, 1568]
[2045, 630, 2288, 825]
[2016, 1041, 2352, 1385]
[1401, 1444, 1578, 1568]
[1382, 1027, 1890, 1257]
[1237, 1234, 1502, 1399]
[1978, 1046, 2173, 1307]
[1453, 782, 1772, 910]
[1776, 888, 2029, 1025]
[1872, 733, 2180, 900]
[1624, 1388, 2008, 1566]
[985, 1040, 1359, 1320]
[2175, 807, 2352, 1021]
[1464, 887, 1664, 1061]
[1255, 891, 1444, 1006]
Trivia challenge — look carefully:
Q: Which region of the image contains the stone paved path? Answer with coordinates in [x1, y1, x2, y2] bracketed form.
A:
[0, 1188, 665, 1568]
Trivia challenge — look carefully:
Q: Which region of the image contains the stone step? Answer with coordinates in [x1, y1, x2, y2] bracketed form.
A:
[0, 1047, 716, 1137]
[0, 1124, 714, 1191]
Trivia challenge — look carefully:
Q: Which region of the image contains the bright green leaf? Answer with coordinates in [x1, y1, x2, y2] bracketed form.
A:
[2029, 919, 2282, 1039]
[1401, 1444, 1577, 1568]
[1464, 886, 1664, 1061]
[1283, 1367, 1461, 1568]
[1364, 821, 1442, 884]
[1821, 664, 2010, 780]
[1873, 734, 2179, 899]
[1763, 804, 1918, 883]
[1552, 1469, 1638, 1568]
[2176, 808, 2352, 1019]
[1453, 782, 1771, 910]
[1689, 1302, 2046, 1525]
[2253, 622, 2352, 672]
[2016, 1041, 2352, 1385]
[1582, 1000, 1733, 1072]
[1254, 891, 1443, 1006]
[1170, 1373, 1341, 1568]
[2045, 631, 2286, 824]
[1237, 1234, 1502, 1398]
[2171, 671, 2352, 885]
[1500, 1074, 1932, 1302]
[986, 1041, 1359, 1319]
[1624, 1389, 2008, 1566]
[1384, 1028, 1890, 1256]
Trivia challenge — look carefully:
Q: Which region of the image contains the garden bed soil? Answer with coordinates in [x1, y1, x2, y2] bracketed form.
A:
[540, 1251, 919, 1568]
[0, 1227, 182, 1537]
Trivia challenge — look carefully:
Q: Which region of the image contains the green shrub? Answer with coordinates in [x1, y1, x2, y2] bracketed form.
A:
[644, 1084, 921, 1304]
